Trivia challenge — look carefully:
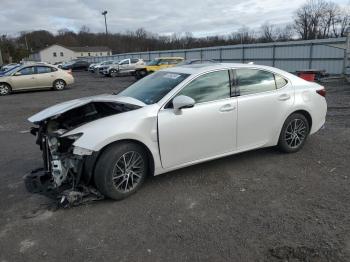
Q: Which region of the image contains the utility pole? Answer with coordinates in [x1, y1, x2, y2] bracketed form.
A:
[102, 11, 108, 35]
[24, 35, 29, 50]
[0, 47, 3, 66]
[345, 26, 350, 83]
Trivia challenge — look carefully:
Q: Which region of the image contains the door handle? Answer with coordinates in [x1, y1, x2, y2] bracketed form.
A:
[278, 94, 291, 101]
[219, 104, 235, 112]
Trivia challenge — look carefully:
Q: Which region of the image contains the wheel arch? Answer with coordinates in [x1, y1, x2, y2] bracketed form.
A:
[274, 109, 313, 146]
[53, 78, 66, 86]
[85, 139, 155, 185]
[290, 109, 312, 130]
[0, 81, 12, 89]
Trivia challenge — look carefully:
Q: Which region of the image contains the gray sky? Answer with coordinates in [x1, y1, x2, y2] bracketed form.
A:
[0, 0, 348, 37]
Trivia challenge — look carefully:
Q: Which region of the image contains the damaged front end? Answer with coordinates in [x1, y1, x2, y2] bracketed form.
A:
[25, 99, 141, 207]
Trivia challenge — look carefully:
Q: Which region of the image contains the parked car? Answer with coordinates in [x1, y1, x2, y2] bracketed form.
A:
[176, 59, 217, 66]
[26, 63, 327, 204]
[135, 57, 184, 79]
[1, 63, 20, 72]
[61, 60, 90, 71]
[88, 62, 98, 72]
[0, 64, 21, 77]
[88, 60, 114, 73]
[101, 58, 145, 77]
[0, 64, 74, 95]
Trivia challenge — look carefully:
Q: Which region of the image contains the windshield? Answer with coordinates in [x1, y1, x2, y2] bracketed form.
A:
[117, 71, 189, 105]
[147, 59, 160, 66]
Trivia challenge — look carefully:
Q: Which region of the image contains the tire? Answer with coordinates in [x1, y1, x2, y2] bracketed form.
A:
[94, 142, 149, 200]
[278, 113, 310, 153]
[110, 69, 118, 77]
[53, 79, 66, 91]
[135, 69, 147, 80]
[0, 83, 11, 96]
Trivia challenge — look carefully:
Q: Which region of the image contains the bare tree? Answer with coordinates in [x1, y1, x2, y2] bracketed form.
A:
[261, 22, 276, 42]
[294, 0, 349, 39]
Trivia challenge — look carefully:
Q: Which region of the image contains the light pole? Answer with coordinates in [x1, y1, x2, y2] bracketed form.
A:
[102, 11, 108, 35]
[344, 26, 350, 82]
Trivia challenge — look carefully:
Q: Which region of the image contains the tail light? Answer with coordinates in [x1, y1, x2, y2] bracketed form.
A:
[67, 69, 72, 75]
[316, 88, 326, 97]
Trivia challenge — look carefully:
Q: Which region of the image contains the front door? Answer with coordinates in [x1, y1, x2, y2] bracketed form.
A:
[119, 59, 131, 71]
[10, 66, 37, 90]
[158, 69, 237, 169]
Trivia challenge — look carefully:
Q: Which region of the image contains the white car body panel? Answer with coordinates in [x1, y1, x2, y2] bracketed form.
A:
[158, 97, 237, 168]
[236, 82, 295, 150]
[28, 95, 146, 123]
[28, 63, 327, 176]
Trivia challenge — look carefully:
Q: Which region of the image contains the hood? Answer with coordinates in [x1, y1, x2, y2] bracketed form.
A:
[28, 94, 146, 123]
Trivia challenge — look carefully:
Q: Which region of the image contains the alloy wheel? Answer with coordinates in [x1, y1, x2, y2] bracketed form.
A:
[55, 80, 65, 90]
[112, 151, 145, 193]
[0, 84, 10, 95]
[285, 119, 307, 148]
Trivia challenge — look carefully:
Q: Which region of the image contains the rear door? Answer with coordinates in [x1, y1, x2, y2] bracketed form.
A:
[35, 66, 56, 88]
[9, 66, 37, 90]
[234, 68, 294, 150]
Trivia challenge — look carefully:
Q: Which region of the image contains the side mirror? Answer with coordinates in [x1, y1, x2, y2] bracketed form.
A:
[173, 95, 195, 110]
[13, 72, 22, 76]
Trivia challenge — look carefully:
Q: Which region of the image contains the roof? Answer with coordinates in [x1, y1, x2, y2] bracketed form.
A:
[155, 57, 184, 60]
[35, 44, 111, 54]
[68, 46, 111, 52]
[165, 63, 300, 80]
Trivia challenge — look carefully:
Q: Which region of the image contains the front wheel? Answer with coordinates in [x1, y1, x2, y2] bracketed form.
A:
[94, 142, 148, 200]
[278, 113, 310, 153]
[0, 83, 11, 96]
[53, 79, 66, 91]
[135, 69, 147, 80]
[110, 69, 118, 77]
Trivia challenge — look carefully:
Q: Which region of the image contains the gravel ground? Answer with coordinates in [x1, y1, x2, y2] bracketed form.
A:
[0, 72, 349, 262]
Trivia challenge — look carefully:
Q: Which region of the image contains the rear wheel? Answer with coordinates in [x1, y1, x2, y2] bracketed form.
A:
[0, 83, 11, 96]
[278, 113, 310, 153]
[94, 142, 148, 200]
[53, 79, 66, 91]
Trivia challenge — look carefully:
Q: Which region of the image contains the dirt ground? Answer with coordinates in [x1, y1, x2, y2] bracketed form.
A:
[0, 72, 349, 262]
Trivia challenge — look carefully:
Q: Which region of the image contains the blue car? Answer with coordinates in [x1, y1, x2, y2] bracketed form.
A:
[0, 65, 20, 77]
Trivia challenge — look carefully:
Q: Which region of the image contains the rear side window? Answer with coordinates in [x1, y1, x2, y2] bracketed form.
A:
[177, 70, 230, 103]
[275, 75, 288, 89]
[158, 60, 169, 65]
[168, 59, 180, 65]
[36, 66, 52, 74]
[236, 69, 276, 96]
[131, 58, 139, 63]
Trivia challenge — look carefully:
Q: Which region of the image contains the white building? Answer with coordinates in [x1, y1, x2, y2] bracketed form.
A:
[28, 44, 112, 64]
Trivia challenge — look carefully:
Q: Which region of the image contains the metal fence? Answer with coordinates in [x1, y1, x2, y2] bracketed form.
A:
[78, 37, 347, 75]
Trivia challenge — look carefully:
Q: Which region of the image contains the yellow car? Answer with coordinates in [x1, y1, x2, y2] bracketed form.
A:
[135, 57, 184, 79]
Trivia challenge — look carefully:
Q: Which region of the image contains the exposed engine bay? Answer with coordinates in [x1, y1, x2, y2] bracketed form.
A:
[25, 101, 140, 208]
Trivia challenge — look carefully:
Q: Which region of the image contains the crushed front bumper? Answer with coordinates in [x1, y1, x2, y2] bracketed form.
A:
[24, 167, 104, 208]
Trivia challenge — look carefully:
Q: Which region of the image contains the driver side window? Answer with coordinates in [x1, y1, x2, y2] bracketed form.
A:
[177, 70, 230, 103]
[18, 67, 35, 75]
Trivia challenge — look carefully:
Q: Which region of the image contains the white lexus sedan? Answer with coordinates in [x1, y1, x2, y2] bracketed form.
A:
[27, 63, 327, 203]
